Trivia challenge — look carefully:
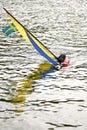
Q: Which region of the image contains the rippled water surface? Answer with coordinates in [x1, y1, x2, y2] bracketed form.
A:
[0, 0, 87, 130]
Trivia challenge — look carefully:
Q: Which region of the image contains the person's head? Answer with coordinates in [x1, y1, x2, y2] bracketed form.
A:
[57, 54, 70, 67]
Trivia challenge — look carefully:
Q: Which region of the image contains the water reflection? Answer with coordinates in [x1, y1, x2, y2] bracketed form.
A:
[21, 62, 55, 87]
[11, 61, 56, 104]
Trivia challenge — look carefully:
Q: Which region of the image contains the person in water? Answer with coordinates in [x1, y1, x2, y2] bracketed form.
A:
[57, 54, 70, 68]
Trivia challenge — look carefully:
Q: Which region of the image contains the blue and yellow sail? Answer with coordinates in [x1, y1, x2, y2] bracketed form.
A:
[3, 8, 59, 65]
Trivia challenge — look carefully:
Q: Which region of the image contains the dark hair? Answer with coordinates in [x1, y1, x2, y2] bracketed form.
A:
[57, 54, 66, 64]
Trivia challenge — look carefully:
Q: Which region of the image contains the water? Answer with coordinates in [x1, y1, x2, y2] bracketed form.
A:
[0, 0, 87, 129]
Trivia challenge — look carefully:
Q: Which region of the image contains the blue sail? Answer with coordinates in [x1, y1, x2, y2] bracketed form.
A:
[3, 8, 59, 66]
[26, 32, 58, 65]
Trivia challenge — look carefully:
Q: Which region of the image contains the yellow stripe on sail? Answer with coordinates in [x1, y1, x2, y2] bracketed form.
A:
[4, 8, 55, 59]
[4, 8, 31, 45]
[28, 32, 55, 59]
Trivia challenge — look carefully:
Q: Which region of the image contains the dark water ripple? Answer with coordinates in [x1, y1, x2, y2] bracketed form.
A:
[0, 0, 87, 130]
